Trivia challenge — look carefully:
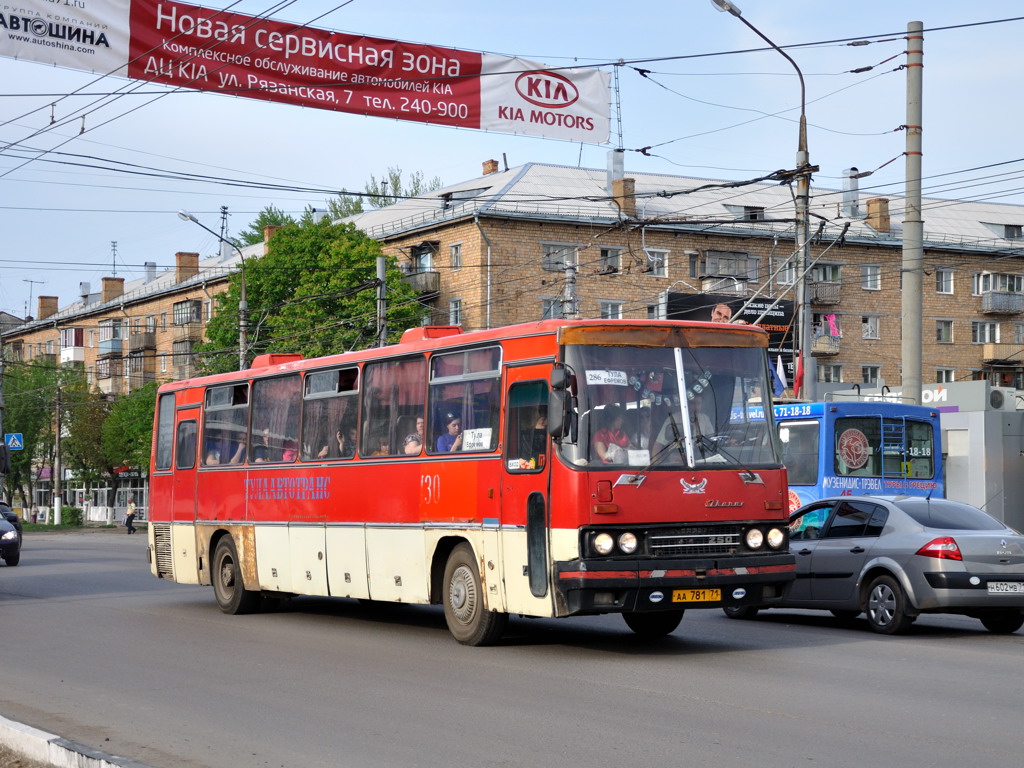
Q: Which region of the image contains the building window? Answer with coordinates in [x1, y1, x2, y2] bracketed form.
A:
[599, 247, 621, 274]
[817, 364, 842, 383]
[644, 249, 668, 277]
[160, 312, 168, 331]
[776, 257, 797, 286]
[811, 263, 842, 283]
[448, 298, 462, 326]
[203, 300, 212, 321]
[813, 312, 841, 337]
[98, 319, 122, 341]
[599, 300, 623, 319]
[936, 320, 954, 343]
[146, 315, 157, 333]
[172, 340, 192, 367]
[60, 327, 84, 348]
[541, 243, 577, 272]
[1016, 323, 1024, 344]
[936, 269, 954, 294]
[861, 366, 880, 386]
[936, 368, 955, 383]
[45, 340, 54, 354]
[973, 272, 1024, 294]
[1005, 224, 1023, 240]
[172, 300, 201, 326]
[88, 328, 95, 347]
[449, 243, 462, 270]
[971, 321, 999, 344]
[647, 302, 661, 319]
[861, 265, 881, 291]
[862, 316, 880, 340]
[541, 297, 560, 320]
[411, 242, 437, 272]
[161, 353, 168, 373]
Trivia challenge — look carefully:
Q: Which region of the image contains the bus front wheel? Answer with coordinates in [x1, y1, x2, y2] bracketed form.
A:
[442, 543, 508, 646]
[212, 537, 260, 615]
[623, 610, 684, 638]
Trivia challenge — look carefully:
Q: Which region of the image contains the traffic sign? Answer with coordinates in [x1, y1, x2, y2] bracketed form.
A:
[5, 433, 24, 450]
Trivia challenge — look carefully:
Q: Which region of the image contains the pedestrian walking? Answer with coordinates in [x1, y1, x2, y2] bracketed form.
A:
[125, 498, 137, 535]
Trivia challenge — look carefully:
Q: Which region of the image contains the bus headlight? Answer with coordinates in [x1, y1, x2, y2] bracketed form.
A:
[745, 528, 764, 549]
[766, 528, 785, 549]
[594, 532, 615, 555]
[618, 532, 638, 554]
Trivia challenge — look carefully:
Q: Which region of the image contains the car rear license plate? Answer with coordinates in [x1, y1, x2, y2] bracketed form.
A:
[987, 582, 1024, 594]
[672, 588, 721, 603]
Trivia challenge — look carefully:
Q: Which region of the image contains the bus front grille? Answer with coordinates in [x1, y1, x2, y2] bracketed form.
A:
[649, 525, 742, 557]
[152, 523, 173, 578]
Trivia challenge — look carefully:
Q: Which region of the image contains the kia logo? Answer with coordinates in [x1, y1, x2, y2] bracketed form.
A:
[515, 71, 579, 108]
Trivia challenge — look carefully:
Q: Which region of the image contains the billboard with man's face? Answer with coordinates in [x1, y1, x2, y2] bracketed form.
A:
[666, 293, 795, 357]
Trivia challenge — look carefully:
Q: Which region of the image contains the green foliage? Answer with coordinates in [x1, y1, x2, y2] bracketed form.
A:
[1, 359, 59, 502]
[234, 204, 297, 247]
[364, 166, 442, 208]
[102, 381, 159, 473]
[62, 505, 83, 526]
[60, 366, 112, 483]
[196, 220, 424, 374]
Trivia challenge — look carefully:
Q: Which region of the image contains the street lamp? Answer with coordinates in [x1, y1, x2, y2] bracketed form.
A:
[711, 0, 815, 398]
[177, 210, 248, 370]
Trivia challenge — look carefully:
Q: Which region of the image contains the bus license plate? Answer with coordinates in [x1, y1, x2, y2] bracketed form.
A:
[672, 588, 721, 603]
[987, 582, 1024, 594]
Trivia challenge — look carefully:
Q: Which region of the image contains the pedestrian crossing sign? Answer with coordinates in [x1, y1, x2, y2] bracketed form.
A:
[4, 433, 24, 450]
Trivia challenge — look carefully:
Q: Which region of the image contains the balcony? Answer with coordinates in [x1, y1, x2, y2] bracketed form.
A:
[810, 281, 841, 305]
[98, 338, 122, 356]
[982, 343, 1024, 363]
[174, 362, 197, 380]
[97, 377, 123, 396]
[173, 322, 204, 342]
[980, 291, 1024, 315]
[811, 335, 841, 356]
[129, 331, 156, 351]
[401, 270, 440, 299]
[60, 346, 85, 364]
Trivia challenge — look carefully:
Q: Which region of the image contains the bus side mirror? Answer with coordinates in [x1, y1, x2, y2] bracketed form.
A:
[550, 366, 569, 391]
[547, 390, 568, 439]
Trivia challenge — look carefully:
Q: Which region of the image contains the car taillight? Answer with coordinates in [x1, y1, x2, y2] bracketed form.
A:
[915, 536, 963, 561]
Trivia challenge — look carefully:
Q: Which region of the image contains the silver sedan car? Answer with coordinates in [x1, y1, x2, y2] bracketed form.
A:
[724, 495, 1024, 634]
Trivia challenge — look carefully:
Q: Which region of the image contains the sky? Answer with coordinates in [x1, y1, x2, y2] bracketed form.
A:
[2, 0, 1023, 319]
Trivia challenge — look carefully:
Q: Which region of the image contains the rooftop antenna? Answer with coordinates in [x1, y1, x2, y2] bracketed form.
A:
[110, 241, 118, 276]
[23, 279, 43, 317]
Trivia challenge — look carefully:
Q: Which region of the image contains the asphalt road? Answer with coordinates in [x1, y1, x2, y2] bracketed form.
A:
[1, 531, 1021, 768]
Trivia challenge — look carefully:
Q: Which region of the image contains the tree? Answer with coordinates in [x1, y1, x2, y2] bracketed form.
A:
[196, 219, 424, 374]
[1, 359, 59, 507]
[234, 204, 297, 247]
[364, 166, 443, 208]
[102, 381, 159, 475]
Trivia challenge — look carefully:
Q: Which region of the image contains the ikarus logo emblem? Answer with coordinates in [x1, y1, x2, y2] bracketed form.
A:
[680, 478, 707, 494]
[515, 71, 579, 108]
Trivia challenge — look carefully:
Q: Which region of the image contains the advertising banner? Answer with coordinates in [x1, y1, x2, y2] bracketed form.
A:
[1, 0, 610, 143]
[666, 292, 795, 356]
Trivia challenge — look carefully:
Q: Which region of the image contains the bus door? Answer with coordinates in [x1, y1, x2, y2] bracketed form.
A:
[501, 369, 554, 616]
[171, 404, 200, 523]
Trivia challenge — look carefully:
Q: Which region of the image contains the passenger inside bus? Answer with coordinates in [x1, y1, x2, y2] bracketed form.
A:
[204, 433, 244, 465]
[437, 413, 464, 452]
[592, 405, 629, 463]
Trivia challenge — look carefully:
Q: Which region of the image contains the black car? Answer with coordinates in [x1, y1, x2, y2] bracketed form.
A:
[0, 521, 20, 566]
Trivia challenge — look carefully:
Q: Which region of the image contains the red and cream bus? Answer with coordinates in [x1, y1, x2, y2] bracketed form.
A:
[147, 319, 794, 645]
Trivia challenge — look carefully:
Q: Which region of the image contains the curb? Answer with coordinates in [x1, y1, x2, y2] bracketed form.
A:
[0, 713, 156, 768]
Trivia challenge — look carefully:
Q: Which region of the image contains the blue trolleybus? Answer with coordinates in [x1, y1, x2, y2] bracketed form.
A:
[773, 398, 943, 512]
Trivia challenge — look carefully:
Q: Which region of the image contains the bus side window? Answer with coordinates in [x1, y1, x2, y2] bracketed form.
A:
[250, 375, 301, 463]
[505, 381, 548, 472]
[362, 356, 426, 457]
[428, 346, 501, 454]
[175, 420, 197, 471]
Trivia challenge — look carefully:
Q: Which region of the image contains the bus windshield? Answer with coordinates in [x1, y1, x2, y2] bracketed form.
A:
[559, 343, 779, 469]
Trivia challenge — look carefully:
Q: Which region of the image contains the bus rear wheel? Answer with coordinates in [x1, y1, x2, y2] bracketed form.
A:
[623, 610, 684, 638]
[212, 537, 260, 615]
[443, 543, 507, 646]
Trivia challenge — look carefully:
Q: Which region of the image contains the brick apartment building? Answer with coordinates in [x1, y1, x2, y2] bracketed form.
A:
[352, 159, 1024, 392]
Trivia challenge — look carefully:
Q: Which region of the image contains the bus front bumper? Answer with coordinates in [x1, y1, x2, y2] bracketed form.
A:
[553, 554, 795, 616]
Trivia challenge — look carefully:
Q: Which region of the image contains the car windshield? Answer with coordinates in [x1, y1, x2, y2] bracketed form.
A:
[895, 498, 1007, 531]
[557, 343, 780, 469]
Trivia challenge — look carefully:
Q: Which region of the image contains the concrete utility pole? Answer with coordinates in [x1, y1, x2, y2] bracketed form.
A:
[53, 385, 62, 525]
[376, 255, 387, 346]
[901, 21, 925, 404]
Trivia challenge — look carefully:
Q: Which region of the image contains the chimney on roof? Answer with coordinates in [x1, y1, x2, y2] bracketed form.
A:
[144, 261, 157, 283]
[482, 159, 499, 175]
[263, 225, 280, 254]
[606, 148, 625, 195]
[176, 251, 199, 283]
[612, 177, 636, 219]
[842, 168, 861, 219]
[101, 277, 124, 303]
[38, 296, 58, 320]
[866, 197, 891, 233]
